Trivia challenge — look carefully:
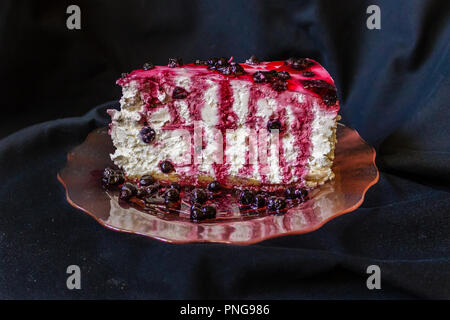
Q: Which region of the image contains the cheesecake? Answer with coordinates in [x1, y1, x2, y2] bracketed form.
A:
[108, 57, 340, 189]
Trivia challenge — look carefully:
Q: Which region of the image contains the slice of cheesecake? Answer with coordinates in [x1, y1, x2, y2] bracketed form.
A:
[108, 57, 340, 188]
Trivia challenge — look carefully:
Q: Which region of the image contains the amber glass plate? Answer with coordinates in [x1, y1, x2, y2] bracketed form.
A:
[57, 124, 378, 244]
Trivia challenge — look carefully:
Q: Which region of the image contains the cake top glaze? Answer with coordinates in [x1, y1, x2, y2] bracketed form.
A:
[117, 57, 339, 110]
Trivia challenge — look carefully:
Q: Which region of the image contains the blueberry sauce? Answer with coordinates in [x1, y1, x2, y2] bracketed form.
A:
[107, 175, 310, 222]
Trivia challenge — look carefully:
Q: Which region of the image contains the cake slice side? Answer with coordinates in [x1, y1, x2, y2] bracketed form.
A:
[108, 58, 340, 189]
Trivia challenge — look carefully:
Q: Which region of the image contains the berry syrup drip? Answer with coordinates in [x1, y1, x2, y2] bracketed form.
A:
[211, 79, 236, 183]
[102, 169, 309, 222]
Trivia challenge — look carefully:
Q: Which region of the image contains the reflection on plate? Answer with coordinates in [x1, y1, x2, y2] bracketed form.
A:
[58, 124, 378, 244]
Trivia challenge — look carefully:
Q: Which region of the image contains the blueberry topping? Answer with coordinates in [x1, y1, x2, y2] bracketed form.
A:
[285, 57, 315, 70]
[230, 63, 245, 75]
[301, 79, 337, 106]
[168, 57, 183, 68]
[216, 57, 228, 67]
[119, 182, 137, 201]
[205, 57, 245, 76]
[271, 79, 287, 92]
[207, 181, 221, 192]
[285, 187, 307, 200]
[253, 71, 268, 83]
[267, 119, 282, 131]
[139, 175, 155, 186]
[137, 183, 160, 198]
[239, 189, 255, 205]
[285, 187, 297, 199]
[190, 188, 208, 204]
[169, 182, 181, 191]
[217, 65, 231, 75]
[253, 70, 288, 90]
[301, 71, 315, 77]
[207, 57, 218, 66]
[202, 205, 217, 219]
[160, 161, 175, 174]
[295, 188, 308, 200]
[102, 167, 124, 188]
[267, 196, 286, 213]
[139, 126, 156, 144]
[119, 188, 132, 201]
[164, 188, 180, 203]
[190, 204, 206, 222]
[172, 87, 188, 99]
[253, 194, 266, 208]
[143, 62, 154, 70]
[136, 187, 147, 198]
[245, 55, 260, 65]
[277, 71, 291, 80]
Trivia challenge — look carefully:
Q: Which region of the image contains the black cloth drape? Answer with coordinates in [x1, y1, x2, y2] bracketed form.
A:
[0, 0, 449, 299]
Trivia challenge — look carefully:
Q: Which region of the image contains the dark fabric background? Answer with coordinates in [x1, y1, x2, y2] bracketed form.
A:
[0, 0, 449, 299]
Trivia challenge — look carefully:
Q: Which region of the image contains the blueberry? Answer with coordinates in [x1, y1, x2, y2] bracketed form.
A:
[137, 182, 160, 198]
[267, 196, 286, 213]
[285, 57, 314, 70]
[230, 63, 245, 75]
[169, 182, 181, 191]
[266, 70, 278, 79]
[190, 188, 208, 204]
[190, 204, 206, 222]
[245, 55, 260, 65]
[102, 167, 124, 188]
[202, 205, 217, 219]
[267, 119, 282, 131]
[119, 182, 137, 201]
[278, 71, 291, 80]
[253, 71, 268, 83]
[295, 188, 308, 200]
[136, 187, 149, 198]
[217, 65, 232, 75]
[285, 187, 297, 199]
[139, 175, 155, 186]
[160, 161, 175, 174]
[172, 87, 188, 99]
[168, 57, 182, 68]
[239, 189, 255, 205]
[207, 181, 221, 192]
[301, 79, 337, 106]
[271, 79, 287, 92]
[216, 57, 228, 67]
[301, 79, 333, 91]
[119, 188, 132, 201]
[322, 90, 338, 106]
[253, 194, 266, 208]
[143, 62, 154, 70]
[139, 126, 156, 144]
[164, 188, 180, 203]
[207, 57, 218, 67]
